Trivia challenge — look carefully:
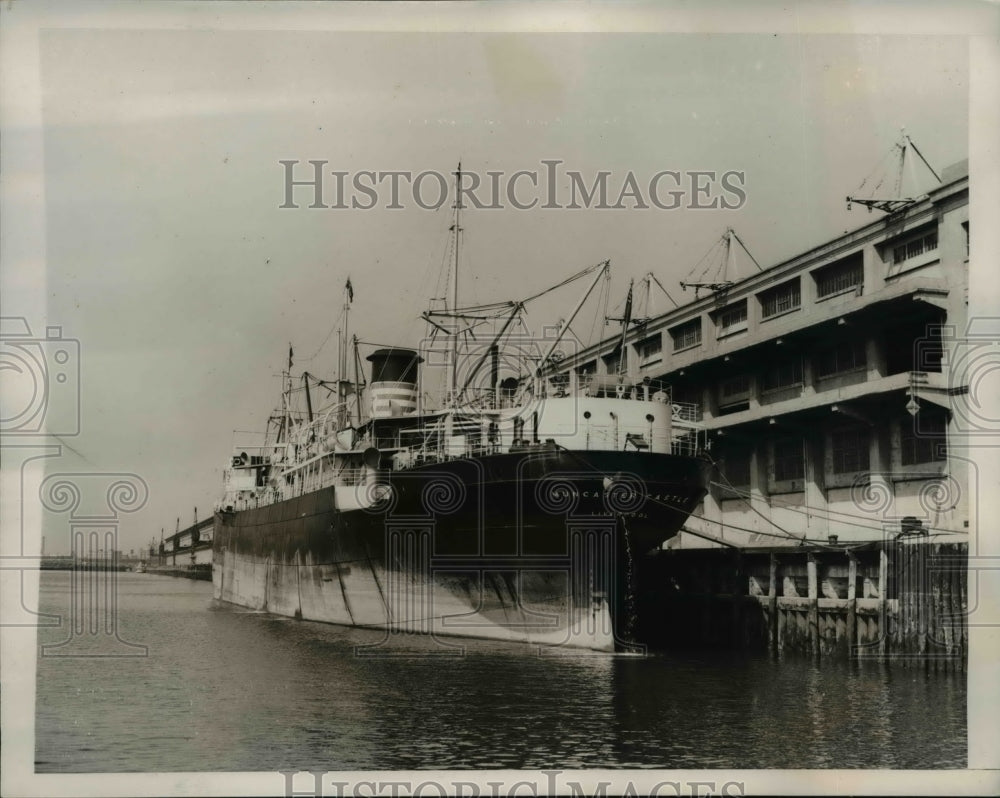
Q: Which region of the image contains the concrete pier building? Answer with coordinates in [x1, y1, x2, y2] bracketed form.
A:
[549, 158, 970, 549]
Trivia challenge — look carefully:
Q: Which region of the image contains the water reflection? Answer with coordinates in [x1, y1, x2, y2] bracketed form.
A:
[35, 573, 965, 772]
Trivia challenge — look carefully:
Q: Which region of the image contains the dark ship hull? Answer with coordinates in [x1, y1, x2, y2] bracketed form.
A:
[213, 448, 710, 651]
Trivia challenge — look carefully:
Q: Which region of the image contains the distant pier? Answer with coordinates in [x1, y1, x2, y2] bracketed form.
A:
[145, 515, 213, 580]
[38, 556, 133, 572]
[145, 564, 212, 581]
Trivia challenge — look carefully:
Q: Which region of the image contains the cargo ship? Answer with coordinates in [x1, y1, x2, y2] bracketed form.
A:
[213, 169, 710, 652]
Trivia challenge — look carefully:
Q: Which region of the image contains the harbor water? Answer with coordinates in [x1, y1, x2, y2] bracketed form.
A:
[35, 571, 966, 772]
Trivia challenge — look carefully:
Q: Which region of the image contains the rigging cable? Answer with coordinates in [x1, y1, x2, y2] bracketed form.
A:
[520, 260, 608, 305]
[706, 452, 829, 547]
[647, 272, 679, 309]
[300, 304, 347, 363]
[706, 480, 966, 538]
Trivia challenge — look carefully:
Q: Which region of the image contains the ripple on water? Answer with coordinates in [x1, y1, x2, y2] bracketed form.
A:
[34, 571, 967, 771]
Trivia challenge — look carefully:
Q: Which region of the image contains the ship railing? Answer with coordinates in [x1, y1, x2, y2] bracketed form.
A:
[226, 489, 281, 512]
[670, 401, 701, 424]
[557, 375, 704, 419]
[228, 443, 286, 464]
[298, 466, 366, 489]
[669, 429, 704, 457]
[387, 420, 704, 467]
[574, 422, 701, 455]
[449, 383, 705, 423]
[446, 389, 525, 411]
[336, 467, 366, 486]
[224, 463, 373, 510]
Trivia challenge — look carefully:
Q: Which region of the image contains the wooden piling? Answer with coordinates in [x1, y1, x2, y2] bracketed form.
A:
[768, 554, 778, 654]
[641, 541, 966, 666]
[898, 541, 910, 665]
[807, 555, 819, 658]
[949, 545, 963, 670]
[908, 541, 919, 666]
[957, 547, 968, 670]
[917, 543, 928, 666]
[892, 541, 902, 661]
[929, 544, 943, 671]
[938, 546, 953, 671]
[878, 545, 888, 661]
[846, 552, 857, 661]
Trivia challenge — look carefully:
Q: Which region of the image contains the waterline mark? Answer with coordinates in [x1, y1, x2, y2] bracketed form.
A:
[279, 161, 747, 211]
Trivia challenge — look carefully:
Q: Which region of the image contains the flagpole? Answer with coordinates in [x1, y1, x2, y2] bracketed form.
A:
[343, 279, 350, 388]
[449, 163, 462, 407]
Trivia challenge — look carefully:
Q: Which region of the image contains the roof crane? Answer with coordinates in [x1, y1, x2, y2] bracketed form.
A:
[628, 272, 678, 324]
[847, 128, 942, 214]
[679, 227, 762, 299]
[644, 271, 679, 311]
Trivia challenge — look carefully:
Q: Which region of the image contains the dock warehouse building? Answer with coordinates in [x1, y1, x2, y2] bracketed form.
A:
[547, 159, 970, 549]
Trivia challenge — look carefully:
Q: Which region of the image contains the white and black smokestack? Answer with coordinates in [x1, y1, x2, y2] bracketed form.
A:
[366, 348, 423, 418]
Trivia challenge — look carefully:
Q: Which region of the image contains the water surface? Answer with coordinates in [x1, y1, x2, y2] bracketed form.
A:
[35, 571, 966, 771]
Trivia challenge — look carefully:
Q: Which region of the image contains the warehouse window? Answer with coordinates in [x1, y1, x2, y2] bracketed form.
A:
[816, 340, 866, 379]
[637, 334, 662, 365]
[814, 254, 863, 299]
[759, 279, 801, 319]
[716, 300, 748, 336]
[721, 449, 752, 490]
[901, 415, 947, 465]
[831, 426, 870, 473]
[761, 358, 803, 392]
[670, 318, 702, 352]
[772, 436, 805, 482]
[719, 374, 751, 404]
[892, 228, 938, 266]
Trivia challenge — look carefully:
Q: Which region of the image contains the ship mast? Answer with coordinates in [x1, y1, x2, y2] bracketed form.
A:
[603, 276, 635, 383]
[338, 278, 353, 427]
[277, 343, 293, 443]
[615, 279, 634, 382]
[448, 162, 463, 406]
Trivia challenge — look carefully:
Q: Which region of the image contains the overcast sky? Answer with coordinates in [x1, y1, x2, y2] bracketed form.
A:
[6, 9, 975, 554]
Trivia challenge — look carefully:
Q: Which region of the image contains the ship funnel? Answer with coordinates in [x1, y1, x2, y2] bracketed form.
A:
[366, 347, 422, 418]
